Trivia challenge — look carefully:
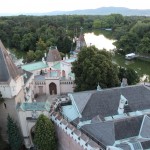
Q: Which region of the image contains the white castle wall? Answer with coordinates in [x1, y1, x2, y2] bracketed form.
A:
[60, 80, 75, 94]
[0, 76, 24, 99]
[13, 76, 24, 96]
[45, 79, 60, 95]
[0, 83, 12, 98]
[34, 81, 46, 95]
[60, 62, 71, 79]
[34, 79, 74, 96]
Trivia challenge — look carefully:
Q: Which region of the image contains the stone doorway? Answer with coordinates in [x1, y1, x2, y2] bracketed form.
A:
[49, 82, 57, 95]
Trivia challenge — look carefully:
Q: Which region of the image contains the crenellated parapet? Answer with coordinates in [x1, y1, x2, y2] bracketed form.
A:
[50, 97, 104, 150]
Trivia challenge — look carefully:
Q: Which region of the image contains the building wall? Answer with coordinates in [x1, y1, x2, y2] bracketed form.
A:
[13, 76, 24, 96]
[55, 125, 84, 150]
[29, 67, 49, 76]
[0, 83, 12, 98]
[0, 88, 24, 140]
[0, 76, 24, 99]
[60, 81, 75, 94]
[34, 82, 46, 95]
[45, 79, 60, 95]
[60, 62, 71, 79]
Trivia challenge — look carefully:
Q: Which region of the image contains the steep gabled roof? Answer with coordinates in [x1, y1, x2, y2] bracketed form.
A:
[46, 46, 61, 62]
[139, 115, 150, 138]
[114, 115, 143, 140]
[0, 40, 20, 83]
[72, 92, 93, 114]
[77, 85, 150, 121]
[81, 121, 115, 146]
[81, 115, 144, 147]
[23, 70, 33, 84]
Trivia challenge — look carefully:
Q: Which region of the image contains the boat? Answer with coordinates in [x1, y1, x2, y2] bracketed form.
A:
[125, 53, 137, 60]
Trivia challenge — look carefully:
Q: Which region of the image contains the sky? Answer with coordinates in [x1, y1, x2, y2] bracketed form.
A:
[0, 0, 150, 14]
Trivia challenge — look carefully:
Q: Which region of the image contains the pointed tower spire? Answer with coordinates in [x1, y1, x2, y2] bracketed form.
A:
[0, 40, 20, 83]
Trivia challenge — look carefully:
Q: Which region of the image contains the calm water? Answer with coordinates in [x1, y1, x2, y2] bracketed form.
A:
[84, 33, 116, 50]
[84, 32, 150, 81]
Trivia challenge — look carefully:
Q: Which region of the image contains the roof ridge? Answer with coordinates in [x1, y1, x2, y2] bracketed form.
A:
[80, 93, 93, 113]
[0, 40, 20, 82]
[22, 60, 45, 66]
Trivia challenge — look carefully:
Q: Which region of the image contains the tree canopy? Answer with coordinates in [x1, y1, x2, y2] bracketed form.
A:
[34, 114, 57, 150]
[0, 15, 150, 60]
[118, 67, 140, 85]
[7, 115, 23, 150]
[72, 46, 119, 91]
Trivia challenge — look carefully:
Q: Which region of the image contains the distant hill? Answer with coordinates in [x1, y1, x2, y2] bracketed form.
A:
[30, 7, 150, 16]
[1, 7, 150, 16]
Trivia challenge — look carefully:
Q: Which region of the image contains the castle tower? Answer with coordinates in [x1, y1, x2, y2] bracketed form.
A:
[46, 46, 62, 67]
[75, 27, 86, 52]
[0, 40, 25, 140]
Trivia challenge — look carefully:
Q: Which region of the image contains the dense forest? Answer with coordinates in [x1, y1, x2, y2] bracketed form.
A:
[0, 14, 150, 62]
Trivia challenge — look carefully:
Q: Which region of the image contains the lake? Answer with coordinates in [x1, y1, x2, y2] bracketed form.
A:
[84, 32, 150, 81]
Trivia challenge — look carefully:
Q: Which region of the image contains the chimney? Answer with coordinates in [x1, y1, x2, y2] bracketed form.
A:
[118, 95, 128, 114]
[44, 53, 46, 58]
[121, 78, 128, 87]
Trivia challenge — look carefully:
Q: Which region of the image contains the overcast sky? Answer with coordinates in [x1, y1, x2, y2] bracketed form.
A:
[0, 0, 150, 14]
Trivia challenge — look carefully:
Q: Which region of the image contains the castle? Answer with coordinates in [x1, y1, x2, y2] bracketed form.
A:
[0, 40, 76, 147]
[1, 38, 150, 150]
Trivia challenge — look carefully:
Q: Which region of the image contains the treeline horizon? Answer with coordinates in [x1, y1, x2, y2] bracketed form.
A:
[0, 14, 149, 62]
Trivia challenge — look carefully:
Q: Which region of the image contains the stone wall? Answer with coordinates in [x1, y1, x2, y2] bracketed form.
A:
[60, 80, 75, 94]
[55, 125, 84, 150]
[50, 98, 103, 150]
[0, 89, 24, 140]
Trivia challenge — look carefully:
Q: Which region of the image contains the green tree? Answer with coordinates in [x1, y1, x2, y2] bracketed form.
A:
[35, 50, 43, 61]
[36, 38, 47, 51]
[137, 36, 150, 54]
[7, 115, 23, 150]
[114, 32, 139, 54]
[118, 67, 139, 85]
[34, 114, 57, 150]
[20, 33, 36, 51]
[72, 46, 119, 91]
[93, 19, 102, 28]
[26, 50, 36, 63]
[56, 36, 72, 54]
